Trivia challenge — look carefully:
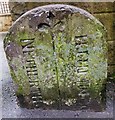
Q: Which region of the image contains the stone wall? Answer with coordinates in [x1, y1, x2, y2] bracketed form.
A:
[8, 2, 115, 77]
[0, 14, 12, 32]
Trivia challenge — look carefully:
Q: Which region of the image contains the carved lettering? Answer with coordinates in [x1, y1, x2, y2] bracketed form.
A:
[20, 38, 43, 106]
[75, 36, 89, 98]
[20, 38, 34, 49]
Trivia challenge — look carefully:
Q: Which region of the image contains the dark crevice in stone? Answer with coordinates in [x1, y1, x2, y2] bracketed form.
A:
[47, 11, 55, 19]
[37, 23, 50, 29]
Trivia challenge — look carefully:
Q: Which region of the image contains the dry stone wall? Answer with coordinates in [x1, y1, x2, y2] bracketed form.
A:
[0, 15, 12, 32]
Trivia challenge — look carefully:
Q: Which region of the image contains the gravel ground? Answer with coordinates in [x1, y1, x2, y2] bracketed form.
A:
[0, 32, 114, 119]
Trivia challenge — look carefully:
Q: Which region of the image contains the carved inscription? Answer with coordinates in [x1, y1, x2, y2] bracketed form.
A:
[75, 36, 89, 98]
[20, 38, 43, 107]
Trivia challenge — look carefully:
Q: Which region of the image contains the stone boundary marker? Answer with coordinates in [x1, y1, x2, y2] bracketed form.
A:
[8, 2, 115, 76]
[4, 4, 107, 110]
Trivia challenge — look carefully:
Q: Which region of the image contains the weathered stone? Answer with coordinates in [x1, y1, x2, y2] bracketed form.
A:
[94, 13, 115, 40]
[108, 41, 114, 52]
[108, 65, 115, 76]
[70, 2, 114, 13]
[108, 50, 114, 65]
[0, 15, 12, 32]
[107, 41, 115, 65]
[4, 4, 107, 110]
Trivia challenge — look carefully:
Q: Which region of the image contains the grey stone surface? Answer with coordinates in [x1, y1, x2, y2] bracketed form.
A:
[4, 4, 108, 110]
[8, 2, 115, 78]
[0, 33, 114, 120]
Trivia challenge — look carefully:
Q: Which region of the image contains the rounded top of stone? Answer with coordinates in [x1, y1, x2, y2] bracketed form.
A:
[12, 4, 103, 28]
